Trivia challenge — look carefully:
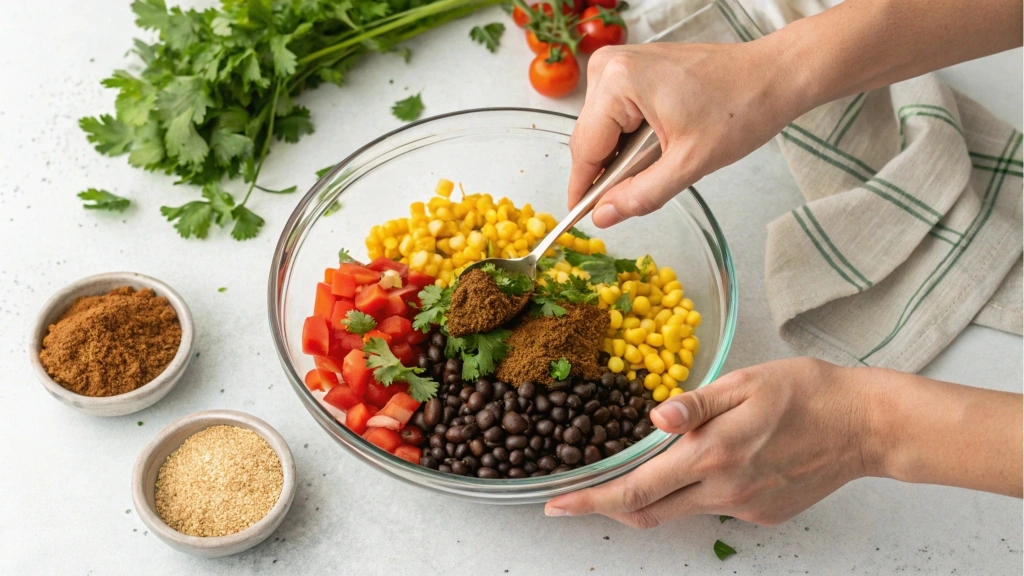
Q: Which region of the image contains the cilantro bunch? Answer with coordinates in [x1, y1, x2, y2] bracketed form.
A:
[531, 273, 597, 317]
[80, 0, 500, 239]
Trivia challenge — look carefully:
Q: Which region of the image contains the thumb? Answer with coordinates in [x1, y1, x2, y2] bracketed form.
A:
[591, 148, 696, 228]
[649, 376, 747, 434]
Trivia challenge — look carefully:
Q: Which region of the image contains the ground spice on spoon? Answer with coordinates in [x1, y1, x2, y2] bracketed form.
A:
[446, 269, 531, 337]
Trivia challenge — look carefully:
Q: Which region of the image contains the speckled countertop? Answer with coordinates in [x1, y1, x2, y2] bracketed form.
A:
[1, 1, 1021, 574]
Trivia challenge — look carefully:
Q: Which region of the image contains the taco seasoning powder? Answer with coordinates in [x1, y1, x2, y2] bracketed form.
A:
[155, 425, 283, 537]
[38, 286, 181, 396]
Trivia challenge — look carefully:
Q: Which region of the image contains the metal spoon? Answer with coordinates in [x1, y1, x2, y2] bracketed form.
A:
[463, 121, 662, 279]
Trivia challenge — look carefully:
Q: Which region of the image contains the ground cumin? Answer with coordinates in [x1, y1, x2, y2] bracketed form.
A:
[39, 286, 181, 397]
[446, 269, 531, 338]
[496, 303, 609, 385]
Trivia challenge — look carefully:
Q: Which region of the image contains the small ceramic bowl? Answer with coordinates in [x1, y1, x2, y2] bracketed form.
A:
[132, 410, 297, 558]
[28, 271, 194, 417]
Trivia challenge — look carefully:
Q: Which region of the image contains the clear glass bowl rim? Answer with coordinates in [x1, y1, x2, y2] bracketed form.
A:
[268, 107, 738, 498]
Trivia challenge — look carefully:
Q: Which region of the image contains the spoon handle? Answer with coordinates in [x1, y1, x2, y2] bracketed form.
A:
[531, 122, 662, 259]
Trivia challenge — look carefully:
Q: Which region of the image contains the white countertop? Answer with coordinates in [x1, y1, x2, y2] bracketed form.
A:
[1, 2, 1021, 574]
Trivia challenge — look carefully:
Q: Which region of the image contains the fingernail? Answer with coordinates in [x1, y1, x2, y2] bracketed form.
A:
[592, 204, 622, 228]
[653, 401, 688, 429]
[545, 507, 568, 517]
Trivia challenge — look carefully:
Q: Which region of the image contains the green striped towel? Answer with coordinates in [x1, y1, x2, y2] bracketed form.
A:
[766, 79, 1023, 371]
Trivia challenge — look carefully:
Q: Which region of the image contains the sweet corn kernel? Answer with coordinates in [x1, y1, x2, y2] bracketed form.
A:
[626, 370, 637, 381]
[652, 385, 670, 402]
[669, 388, 683, 397]
[573, 237, 589, 253]
[612, 339, 626, 358]
[624, 345, 643, 364]
[636, 282, 651, 297]
[602, 338, 614, 355]
[588, 237, 606, 254]
[680, 297, 694, 311]
[621, 280, 638, 298]
[526, 217, 546, 238]
[661, 374, 677, 389]
[661, 289, 683, 308]
[663, 280, 683, 293]
[659, 349, 675, 369]
[644, 373, 661, 390]
[623, 328, 647, 346]
[639, 318, 657, 334]
[645, 332, 664, 347]
[661, 325, 682, 353]
[654, 309, 673, 329]
[599, 286, 621, 306]
[637, 343, 655, 357]
[556, 232, 575, 247]
[609, 309, 624, 330]
[668, 364, 690, 382]
[679, 324, 694, 339]
[622, 316, 641, 330]
[682, 336, 699, 352]
[607, 357, 625, 373]
[679, 349, 694, 368]
[644, 354, 666, 374]
[631, 296, 651, 316]
[686, 310, 702, 327]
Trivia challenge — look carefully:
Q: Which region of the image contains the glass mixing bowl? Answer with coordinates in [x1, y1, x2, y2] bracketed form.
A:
[269, 108, 737, 504]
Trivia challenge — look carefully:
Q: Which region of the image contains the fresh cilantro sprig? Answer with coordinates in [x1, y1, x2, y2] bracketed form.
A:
[470, 22, 505, 53]
[338, 248, 356, 263]
[566, 226, 590, 239]
[563, 248, 638, 285]
[392, 93, 425, 122]
[159, 182, 263, 240]
[341, 310, 376, 335]
[413, 284, 454, 332]
[480, 263, 533, 296]
[445, 329, 511, 381]
[78, 189, 131, 212]
[363, 337, 438, 401]
[537, 256, 558, 271]
[613, 291, 632, 313]
[713, 540, 737, 561]
[531, 274, 598, 317]
[550, 357, 571, 380]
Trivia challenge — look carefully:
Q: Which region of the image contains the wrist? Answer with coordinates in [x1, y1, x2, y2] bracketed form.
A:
[851, 366, 912, 480]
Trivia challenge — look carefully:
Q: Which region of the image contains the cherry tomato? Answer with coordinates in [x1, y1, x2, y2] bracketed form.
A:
[577, 6, 628, 53]
[586, 0, 617, 8]
[535, 0, 578, 17]
[529, 47, 580, 98]
[526, 30, 552, 55]
[512, 4, 531, 27]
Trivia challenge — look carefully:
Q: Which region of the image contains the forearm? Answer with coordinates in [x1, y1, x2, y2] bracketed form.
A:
[859, 367, 1023, 497]
[760, 0, 1024, 118]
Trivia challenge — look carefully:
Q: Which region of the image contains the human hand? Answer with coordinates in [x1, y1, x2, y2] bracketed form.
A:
[568, 41, 807, 228]
[544, 357, 875, 527]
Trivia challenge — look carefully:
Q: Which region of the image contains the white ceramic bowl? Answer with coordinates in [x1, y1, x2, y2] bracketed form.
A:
[131, 410, 297, 558]
[28, 271, 194, 417]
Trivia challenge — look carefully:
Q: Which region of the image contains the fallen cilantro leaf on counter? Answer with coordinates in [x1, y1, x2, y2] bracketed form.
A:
[342, 310, 377, 335]
[613, 291, 632, 313]
[480, 263, 533, 296]
[160, 183, 234, 239]
[567, 226, 590, 239]
[713, 540, 736, 561]
[563, 249, 638, 285]
[446, 329, 510, 381]
[230, 206, 265, 240]
[413, 284, 454, 332]
[338, 248, 356, 263]
[78, 189, 131, 212]
[470, 22, 505, 53]
[316, 165, 337, 179]
[218, 287, 227, 293]
[550, 357, 571, 380]
[137, 421, 143, 426]
[255, 184, 297, 194]
[363, 337, 438, 401]
[323, 200, 342, 216]
[719, 515, 732, 523]
[392, 93, 424, 122]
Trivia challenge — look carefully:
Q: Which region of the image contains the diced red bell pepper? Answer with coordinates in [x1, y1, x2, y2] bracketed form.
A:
[328, 333, 350, 359]
[363, 427, 403, 453]
[331, 272, 357, 298]
[304, 369, 338, 392]
[393, 445, 423, 465]
[390, 342, 417, 366]
[339, 332, 364, 352]
[406, 330, 428, 345]
[341, 349, 371, 397]
[378, 392, 420, 427]
[399, 426, 426, 447]
[314, 355, 344, 374]
[385, 292, 409, 317]
[389, 284, 421, 305]
[302, 316, 330, 356]
[366, 414, 402, 430]
[362, 329, 392, 344]
[324, 384, 362, 410]
[367, 257, 410, 277]
[355, 283, 390, 317]
[338, 263, 381, 285]
[314, 282, 337, 319]
[378, 316, 413, 341]
[329, 299, 357, 330]
[345, 403, 376, 435]
[407, 270, 435, 289]
[324, 267, 337, 284]
[364, 381, 391, 408]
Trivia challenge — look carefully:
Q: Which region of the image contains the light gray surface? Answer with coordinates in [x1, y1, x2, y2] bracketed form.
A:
[0, 1, 1020, 574]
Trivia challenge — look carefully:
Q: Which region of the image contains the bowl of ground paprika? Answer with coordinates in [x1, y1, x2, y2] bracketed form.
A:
[29, 272, 194, 416]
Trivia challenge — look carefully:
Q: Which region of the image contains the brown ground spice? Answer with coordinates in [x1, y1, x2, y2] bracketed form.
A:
[155, 425, 284, 537]
[39, 286, 181, 397]
[496, 303, 609, 385]
[446, 269, 531, 338]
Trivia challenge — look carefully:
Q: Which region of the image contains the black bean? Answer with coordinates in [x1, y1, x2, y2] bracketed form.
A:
[474, 409, 496, 430]
[518, 381, 536, 399]
[571, 415, 591, 434]
[501, 412, 528, 434]
[602, 440, 623, 456]
[424, 398, 443, 427]
[553, 425, 565, 440]
[458, 404, 473, 417]
[535, 420, 554, 437]
[445, 426, 463, 443]
[600, 372, 616, 388]
[493, 381, 510, 398]
[628, 380, 645, 397]
[454, 443, 469, 459]
[609, 390, 625, 406]
[562, 426, 583, 445]
[642, 400, 657, 418]
[531, 470, 549, 477]
[429, 434, 444, 449]
[560, 446, 582, 465]
[451, 417, 464, 427]
[464, 456, 480, 473]
[509, 449, 525, 466]
[411, 411, 429, 432]
[524, 447, 537, 461]
[438, 464, 452, 474]
[615, 374, 628, 389]
[583, 445, 602, 465]
[480, 453, 497, 468]
[621, 420, 633, 437]
[462, 424, 480, 442]
[515, 397, 530, 413]
[430, 331, 446, 348]
[445, 395, 462, 409]
[529, 435, 543, 451]
[431, 446, 445, 460]
[533, 395, 551, 413]
[477, 467, 499, 479]
[446, 442, 457, 457]
[550, 406, 568, 423]
[538, 455, 558, 471]
[508, 467, 527, 478]
[621, 406, 639, 423]
[431, 364, 445, 379]
[457, 386, 473, 402]
[573, 383, 595, 400]
[582, 400, 600, 415]
[524, 461, 538, 474]
[427, 345, 444, 363]
[420, 455, 439, 469]
[543, 437, 556, 452]
[433, 424, 448, 437]
[445, 373, 461, 385]
[566, 394, 582, 410]
[633, 421, 653, 440]
[443, 406, 457, 424]
[592, 407, 610, 424]
[466, 391, 486, 412]
[609, 405, 621, 420]
[444, 383, 459, 395]
[505, 435, 527, 450]
[605, 420, 621, 439]
[503, 390, 518, 401]
[462, 414, 476, 426]
[416, 353, 431, 370]
[548, 391, 567, 406]
[492, 447, 509, 462]
[598, 351, 611, 366]
[469, 438, 486, 457]
[448, 460, 466, 475]
[503, 398, 519, 413]
[497, 462, 511, 474]
[475, 379, 494, 400]
[589, 425, 607, 446]
[483, 426, 504, 443]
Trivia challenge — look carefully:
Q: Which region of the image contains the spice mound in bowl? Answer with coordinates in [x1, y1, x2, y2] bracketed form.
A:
[497, 302, 609, 385]
[155, 425, 284, 538]
[39, 286, 181, 397]
[447, 268, 531, 337]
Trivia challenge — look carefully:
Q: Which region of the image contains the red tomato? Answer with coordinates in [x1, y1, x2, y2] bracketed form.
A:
[363, 427, 404, 453]
[576, 6, 627, 53]
[406, 271, 435, 289]
[355, 283, 390, 316]
[345, 403, 377, 435]
[301, 316, 330, 356]
[314, 354, 344, 374]
[585, 0, 616, 8]
[393, 445, 423, 465]
[304, 368, 339, 392]
[526, 30, 553, 55]
[314, 282, 336, 318]
[512, 4, 530, 27]
[390, 342, 417, 366]
[367, 256, 409, 277]
[329, 299, 357, 330]
[338, 263, 380, 284]
[399, 426, 426, 447]
[324, 385, 362, 410]
[529, 47, 580, 98]
[341, 349, 370, 397]
[364, 381, 392, 408]
[378, 392, 420, 426]
[378, 316, 413, 341]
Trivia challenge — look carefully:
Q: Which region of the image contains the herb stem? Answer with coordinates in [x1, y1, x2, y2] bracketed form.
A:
[240, 81, 281, 208]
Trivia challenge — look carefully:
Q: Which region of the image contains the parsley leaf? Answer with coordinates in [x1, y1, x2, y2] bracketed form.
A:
[78, 189, 131, 212]
[563, 249, 638, 285]
[567, 226, 590, 239]
[342, 310, 377, 335]
[413, 284, 453, 332]
[480, 263, 533, 296]
[338, 248, 356, 263]
[470, 22, 505, 53]
[713, 540, 736, 561]
[550, 357, 571, 380]
[447, 329, 510, 381]
[363, 337, 438, 401]
[613, 291, 632, 313]
[392, 93, 424, 122]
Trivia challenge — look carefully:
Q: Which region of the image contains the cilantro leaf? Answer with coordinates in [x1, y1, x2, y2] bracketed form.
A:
[613, 291, 632, 313]
[563, 249, 638, 285]
[537, 256, 558, 271]
[567, 226, 590, 239]
[535, 300, 567, 317]
[218, 287, 227, 292]
[363, 337, 438, 401]
[316, 164, 336, 179]
[160, 201, 214, 239]
[80, 115, 133, 156]
[714, 540, 736, 561]
[269, 35, 298, 77]
[392, 93, 424, 122]
[470, 23, 505, 53]
[274, 106, 314, 143]
[413, 284, 453, 332]
[102, 70, 157, 126]
[480, 263, 533, 296]
[338, 248, 356, 263]
[550, 357, 571, 380]
[342, 310, 377, 335]
[160, 183, 261, 239]
[230, 206, 264, 240]
[78, 189, 131, 212]
[454, 329, 510, 381]
[255, 184, 297, 194]
[719, 515, 732, 523]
